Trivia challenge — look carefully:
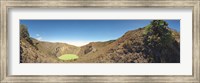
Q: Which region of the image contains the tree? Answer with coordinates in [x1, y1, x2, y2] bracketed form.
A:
[143, 20, 175, 63]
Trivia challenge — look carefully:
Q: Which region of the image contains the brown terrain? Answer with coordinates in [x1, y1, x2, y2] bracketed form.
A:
[20, 20, 180, 63]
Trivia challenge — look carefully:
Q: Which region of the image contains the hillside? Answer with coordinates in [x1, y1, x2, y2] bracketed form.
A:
[20, 25, 80, 63]
[20, 20, 180, 63]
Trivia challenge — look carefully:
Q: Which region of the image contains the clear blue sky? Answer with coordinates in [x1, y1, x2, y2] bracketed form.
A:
[20, 20, 180, 46]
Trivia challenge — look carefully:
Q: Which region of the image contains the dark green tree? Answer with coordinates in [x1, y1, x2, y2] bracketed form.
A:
[143, 20, 175, 63]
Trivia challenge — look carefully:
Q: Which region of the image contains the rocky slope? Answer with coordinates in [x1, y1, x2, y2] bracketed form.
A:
[20, 20, 180, 63]
[20, 25, 80, 63]
[32, 39, 80, 57]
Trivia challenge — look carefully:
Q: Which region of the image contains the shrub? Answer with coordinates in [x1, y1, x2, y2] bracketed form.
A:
[144, 20, 173, 48]
[20, 24, 29, 38]
[143, 20, 175, 62]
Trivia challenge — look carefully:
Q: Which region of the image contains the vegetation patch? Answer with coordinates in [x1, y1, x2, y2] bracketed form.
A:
[143, 20, 179, 63]
[58, 54, 79, 60]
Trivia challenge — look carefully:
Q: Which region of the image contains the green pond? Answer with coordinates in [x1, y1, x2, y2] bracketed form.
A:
[58, 54, 79, 60]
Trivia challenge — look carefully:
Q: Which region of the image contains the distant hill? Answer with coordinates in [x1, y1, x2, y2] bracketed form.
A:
[20, 20, 180, 63]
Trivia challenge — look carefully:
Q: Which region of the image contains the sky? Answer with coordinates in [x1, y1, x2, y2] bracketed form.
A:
[20, 20, 180, 46]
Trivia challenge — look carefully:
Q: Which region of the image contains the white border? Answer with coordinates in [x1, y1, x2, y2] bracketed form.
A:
[8, 8, 192, 75]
